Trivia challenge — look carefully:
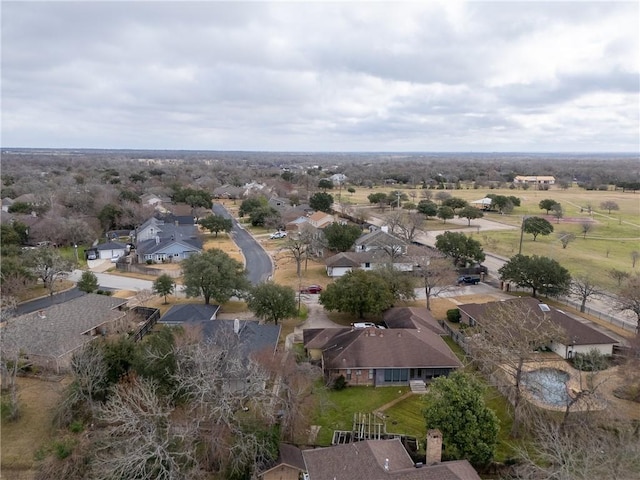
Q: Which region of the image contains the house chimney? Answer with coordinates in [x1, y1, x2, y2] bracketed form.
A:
[384, 458, 389, 471]
[426, 429, 443, 465]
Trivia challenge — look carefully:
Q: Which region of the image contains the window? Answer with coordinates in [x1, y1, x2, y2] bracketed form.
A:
[368, 369, 374, 379]
[365, 262, 371, 268]
[383, 369, 408, 382]
[356, 369, 361, 376]
[346, 369, 351, 380]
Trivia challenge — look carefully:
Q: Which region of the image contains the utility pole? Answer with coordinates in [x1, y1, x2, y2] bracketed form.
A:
[518, 216, 527, 255]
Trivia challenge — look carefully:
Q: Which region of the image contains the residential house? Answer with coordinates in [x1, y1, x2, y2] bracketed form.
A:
[258, 443, 306, 480]
[303, 310, 462, 387]
[158, 304, 221, 325]
[382, 307, 445, 335]
[140, 193, 171, 212]
[354, 229, 408, 256]
[199, 319, 281, 358]
[302, 437, 481, 480]
[325, 249, 416, 278]
[1, 294, 129, 373]
[94, 241, 128, 261]
[329, 173, 347, 185]
[132, 216, 202, 263]
[325, 242, 433, 278]
[212, 184, 245, 199]
[457, 297, 619, 358]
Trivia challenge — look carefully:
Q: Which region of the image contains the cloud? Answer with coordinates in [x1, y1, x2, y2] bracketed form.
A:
[1, 1, 638, 152]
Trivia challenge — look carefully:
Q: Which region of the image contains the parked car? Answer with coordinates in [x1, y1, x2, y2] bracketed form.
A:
[351, 322, 376, 329]
[87, 252, 97, 260]
[457, 275, 480, 285]
[269, 231, 287, 239]
[300, 284, 323, 294]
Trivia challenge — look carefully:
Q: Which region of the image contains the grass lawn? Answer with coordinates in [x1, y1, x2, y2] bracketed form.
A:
[311, 385, 410, 445]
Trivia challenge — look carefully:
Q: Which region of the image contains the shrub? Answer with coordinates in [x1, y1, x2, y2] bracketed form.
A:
[572, 349, 609, 371]
[53, 439, 75, 460]
[69, 420, 84, 433]
[332, 375, 347, 391]
[446, 309, 461, 323]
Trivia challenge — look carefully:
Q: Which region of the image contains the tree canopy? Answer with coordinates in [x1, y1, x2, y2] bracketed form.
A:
[458, 206, 484, 226]
[309, 192, 334, 213]
[152, 273, 175, 304]
[417, 199, 438, 218]
[77, 270, 99, 294]
[246, 282, 297, 325]
[539, 198, 559, 214]
[436, 206, 455, 223]
[319, 270, 395, 318]
[422, 371, 499, 466]
[499, 254, 571, 298]
[181, 249, 250, 304]
[523, 216, 554, 241]
[198, 214, 233, 237]
[323, 223, 362, 252]
[435, 231, 485, 267]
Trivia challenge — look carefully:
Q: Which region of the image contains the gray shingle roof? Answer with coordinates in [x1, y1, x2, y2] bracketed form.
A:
[2, 294, 127, 359]
[199, 320, 281, 358]
[159, 304, 221, 324]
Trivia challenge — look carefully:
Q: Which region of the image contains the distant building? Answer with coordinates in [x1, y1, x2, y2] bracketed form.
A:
[513, 175, 556, 187]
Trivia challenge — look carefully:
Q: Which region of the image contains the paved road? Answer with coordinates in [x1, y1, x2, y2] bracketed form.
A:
[16, 287, 86, 315]
[68, 270, 154, 291]
[212, 203, 273, 285]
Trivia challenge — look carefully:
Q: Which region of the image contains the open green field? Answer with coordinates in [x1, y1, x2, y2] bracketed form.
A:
[338, 185, 640, 292]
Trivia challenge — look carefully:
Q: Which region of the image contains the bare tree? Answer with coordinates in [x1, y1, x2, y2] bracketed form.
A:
[557, 232, 575, 249]
[24, 247, 74, 297]
[92, 377, 201, 480]
[69, 342, 108, 413]
[599, 200, 619, 214]
[608, 268, 630, 287]
[412, 255, 457, 311]
[551, 203, 563, 224]
[580, 220, 594, 239]
[569, 275, 604, 313]
[172, 330, 279, 476]
[396, 212, 425, 243]
[0, 301, 21, 420]
[281, 235, 309, 277]
[617, 273, 640, 333]
[467, 300, 566, 436]
[513, 414, 640, 480]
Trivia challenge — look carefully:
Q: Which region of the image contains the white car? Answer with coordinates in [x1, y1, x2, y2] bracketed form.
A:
[269, 231, 287, 239]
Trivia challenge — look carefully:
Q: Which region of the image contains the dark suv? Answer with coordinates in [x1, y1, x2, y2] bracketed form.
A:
[457, 276, 480, 285]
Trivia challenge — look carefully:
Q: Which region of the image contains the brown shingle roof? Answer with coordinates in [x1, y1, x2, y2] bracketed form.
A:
[309, 327, 462, 370]
[458, 297, 618, 346]
[383, 307, 445, 335]
[302, 439, 481, 480]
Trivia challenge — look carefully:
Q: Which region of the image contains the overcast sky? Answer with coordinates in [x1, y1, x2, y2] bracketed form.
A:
[2, 1, 638, 152]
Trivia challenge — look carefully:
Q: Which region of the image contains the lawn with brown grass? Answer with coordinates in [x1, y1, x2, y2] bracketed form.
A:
[1, 377, 69, 474]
